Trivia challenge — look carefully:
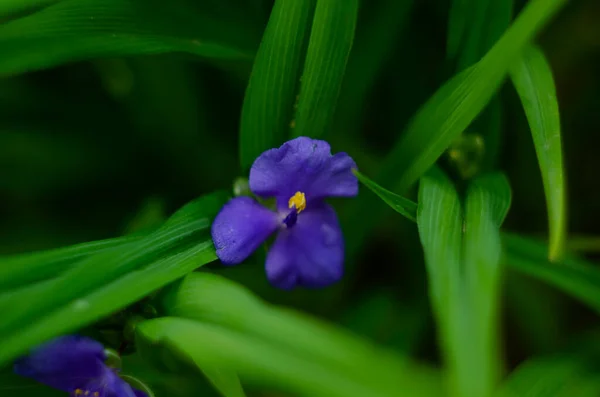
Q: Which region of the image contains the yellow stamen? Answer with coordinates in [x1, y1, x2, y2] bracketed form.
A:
[288, 191, 306, 213]
[94, 393, 99, 397]
[74, 390, 84, 396]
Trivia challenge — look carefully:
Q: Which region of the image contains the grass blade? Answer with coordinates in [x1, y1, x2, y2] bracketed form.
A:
[0, 0, 57, 18]
[0, 234, 141, 290]
[353, 169, 417, 222]
[200, 367, 246, 397]
[503, 233, 600, 314]
[239, 0, 316, 170]
[497, 338, 600, 397]
[449, 0, 514, 70]
[138, 318, 392, 397]
[0, 192, 228, 365]
[417, 169, 511, 397]
[344, 0, 567, 259]
[141, 273, 443, 397]
[387, 0, 566, 193]
[510, 45, 566, 261]
[461, 173, 511, 396]
[417, 168, 466, 395]
[0, 0, 258, 77]
[292, 0, 359, 138]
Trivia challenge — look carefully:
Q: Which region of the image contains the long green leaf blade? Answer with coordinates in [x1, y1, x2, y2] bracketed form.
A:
[161, 273, 413, 395]
[417, 169, 511, 397]
[239, 0, 316, 170]
[461, 173, 512, 396]
[142, 273, 443, 397]
[0, 0, 257, 77]
[292, 0, 359, 138]
[200, 367, 246, 397]
[0, 192, 227, 365]
[0, 235, 141, 290]
[387, 0, 566, 193]
[510, 45, 566, 261]
[345, 0, 567, 259]
[417, 169, 468, 396]
[0, 0, 57, 18]
[497, 339, 600, 397]
[503, 233, 600, 314]
[353, 169, 417, 222]
[138, 318, 390, 397]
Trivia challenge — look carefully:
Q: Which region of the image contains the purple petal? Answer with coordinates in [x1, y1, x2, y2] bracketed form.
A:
[249, 137, 358, 205]
[211, 197, 278, 265]
[97, 370, 138, 397]
[265, 203, 344, 289]
[14, 335, 107, 392]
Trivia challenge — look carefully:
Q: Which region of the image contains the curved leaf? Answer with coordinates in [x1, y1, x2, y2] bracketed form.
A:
[0, 191, 228, 365]
[239, 0, 316, 170]
[353, 169, 417, 222]
[292, 0, 359, 138]
[503, 233, 600, 314]
[417, 169, 511, 397]
[344, 0, 567, 259]
[0, 0, 258, 77]
[510, 45, 566, 261]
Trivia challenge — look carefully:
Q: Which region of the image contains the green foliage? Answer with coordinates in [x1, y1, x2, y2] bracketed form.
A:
[137, 273, 443, 397]
[496, 338, 600, 397]
[448, 0, 514, 70]
[0, 192, 227, 365]
[0, 0, 258, 77]
[239, 0, 316, 170]
[503, 233, 600, 314]
[1, 1, 599, 397]
[292, 0, 359, 138]
[344, 0, 567, 258]
[354, 169, 417, 222]
[417, 168, 510, 397]
[510, 46, 566, 261]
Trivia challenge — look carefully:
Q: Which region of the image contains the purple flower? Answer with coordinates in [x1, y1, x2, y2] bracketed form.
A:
[211, 137, 358, 289]
[14, 335, 148, 397]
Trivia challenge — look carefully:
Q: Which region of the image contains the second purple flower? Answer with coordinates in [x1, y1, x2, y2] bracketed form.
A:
[211, 136, 358, 290]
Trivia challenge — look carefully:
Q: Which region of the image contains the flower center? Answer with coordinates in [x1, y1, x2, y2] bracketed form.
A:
[283, 191, 306, 228]
[288, 191, 306, 213]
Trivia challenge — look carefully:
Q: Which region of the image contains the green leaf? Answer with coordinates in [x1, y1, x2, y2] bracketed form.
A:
[387, 0, 565, 193]
[0, 192, 228, 366]
[503, 233, 600, 314]
[417, 169, 511, 397]
[461, 173, 511, 394]
[157, 273, 443, 397]
[0, 0, 57, 18]
[200, 367, 246, 397]
[497, 339, 600, 397]
[353, 169, 417, 222]
[449, 0, 514, 70]
[0, 0, 258, 77]
[139, 318, 390, 397]
[291, 0, 359, 138]
[509, 45, 566, 261]
[0, 234, 141, 290]
[446, 0, 469, 60]
[239, 0, 316, 170]
[344, 0, 566, 259]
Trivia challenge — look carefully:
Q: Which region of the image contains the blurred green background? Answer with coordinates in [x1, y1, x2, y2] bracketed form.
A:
[1, 0, 600, 395]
